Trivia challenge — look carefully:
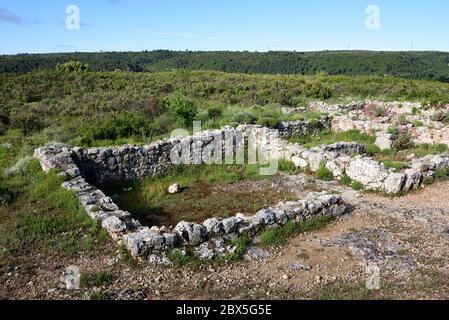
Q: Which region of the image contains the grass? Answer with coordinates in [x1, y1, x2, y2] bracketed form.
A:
[89, 291, 107, 300]
[340, 174, 352, 186]
[351, 181, 365, 191]
[104, 164, 296, 226]
[0, 155, 111, 270]
[313, 281, 374, 300]
[374, 143, 449, 164]
[316, 161, 333, 181]
[260, 215, 336, 247]
[278, 159, 301, 175]
[381, 160, 408, 171]
[80, 271, 114, 288]
[289, 129, 376, 149]
[167, 235, 251, 270]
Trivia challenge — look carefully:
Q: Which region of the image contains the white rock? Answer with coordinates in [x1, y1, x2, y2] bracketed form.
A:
[384, 173, 406, 194]
[168, 183, 181, 194]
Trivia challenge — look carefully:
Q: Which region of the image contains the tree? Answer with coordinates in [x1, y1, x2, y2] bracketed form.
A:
[167, 92, 198, 127]
[56, 61, 90, 73]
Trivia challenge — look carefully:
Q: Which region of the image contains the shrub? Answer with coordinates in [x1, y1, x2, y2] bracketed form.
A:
[435, 167, 449, 180]
[316, 161, 333, 181]
[83, 111, 151, 141]
[0, 185, 14, 206]
[412, 106, 421, 115]
[351, 181, 364, 191]
[3, 156, 32, 177]
[207, 107, 223, 119]
[394, 130, 414, 151]
[56, 61, 90, 73]
[232, 111, 257, 125]
[256, 116, 279, 128]
[306, 81, 333, 100]
[431, 110, 449, 124]
[167, 92, 198, 127]
[10, 111, 45, 135]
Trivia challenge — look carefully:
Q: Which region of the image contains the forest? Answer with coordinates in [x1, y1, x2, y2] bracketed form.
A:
[1, 50, 449, 82]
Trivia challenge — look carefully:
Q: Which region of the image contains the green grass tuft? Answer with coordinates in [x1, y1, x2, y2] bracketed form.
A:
[316, 161, 333, 181]
[260, 216, 336, 247]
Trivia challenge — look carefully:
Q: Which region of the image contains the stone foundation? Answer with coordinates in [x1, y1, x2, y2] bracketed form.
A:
[34, 122, 348, 259]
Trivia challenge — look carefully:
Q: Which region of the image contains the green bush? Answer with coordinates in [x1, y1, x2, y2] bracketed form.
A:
[207, 107, 223, 119]
[394, 130, 414, 151]
[435, 167, 449, 180]
[10, 111, 45, 135]
[316, 161, 333, 181]
[167, 92, 198, 127]
[83, 111, 152, 142]
[306, 81, 333, 99]
[232, 111, 257, 125]
[56, 61, 90, 73]
[256, 116, 280, 128]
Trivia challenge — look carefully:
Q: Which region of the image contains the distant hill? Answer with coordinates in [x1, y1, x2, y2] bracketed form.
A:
[1, 50, 449, 82]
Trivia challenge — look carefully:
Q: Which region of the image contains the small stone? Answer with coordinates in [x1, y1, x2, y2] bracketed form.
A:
[168, 183, 181, 194]
[289, 263, 312, 271]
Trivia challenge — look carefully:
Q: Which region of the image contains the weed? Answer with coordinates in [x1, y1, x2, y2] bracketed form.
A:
[260, 216, 335, 247]
[316, 161, 333, 181]
[89, 291, 106, 300]
[351, 181, 365, 191]
[81, 271, 114, 288]
[340, 174, 352, 186]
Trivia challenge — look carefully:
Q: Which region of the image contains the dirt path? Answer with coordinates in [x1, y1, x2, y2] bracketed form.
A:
[2, 180, 449, 300]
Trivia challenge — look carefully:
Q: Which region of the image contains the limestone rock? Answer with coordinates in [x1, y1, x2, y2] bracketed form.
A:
[203, 218, 224, 235]
[168, 183, 181, 194]
[255, 208, 276, 226]
[243, 247, 270, 261]
[347, 157, 389, 189]
[123, 228, 165, 257]
[384, 173, 406, 194]
[221, 216, 243, 234]
[375, 133, 396, 150]
[101, 216, 127, 236]
[174, 221, 208, 245]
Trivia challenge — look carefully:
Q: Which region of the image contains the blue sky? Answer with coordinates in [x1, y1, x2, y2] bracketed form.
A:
[0, 0, 448, 54]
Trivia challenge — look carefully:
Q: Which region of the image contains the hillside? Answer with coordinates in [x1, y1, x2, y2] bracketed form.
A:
[1, 51, 449, 82]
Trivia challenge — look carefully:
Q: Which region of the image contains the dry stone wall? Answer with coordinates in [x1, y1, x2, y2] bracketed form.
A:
[34, 122, 348, 260]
